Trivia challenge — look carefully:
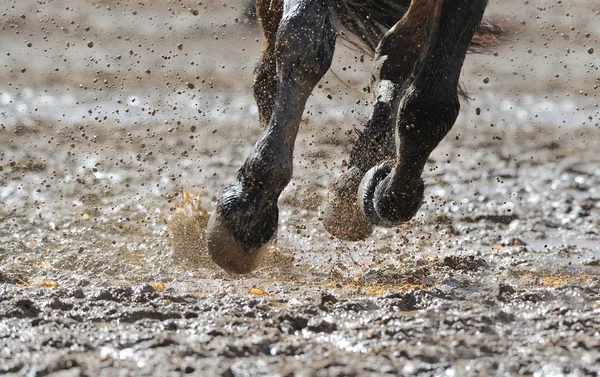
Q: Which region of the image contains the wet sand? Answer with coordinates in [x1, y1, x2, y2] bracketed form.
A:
[1, 0, 599, 376]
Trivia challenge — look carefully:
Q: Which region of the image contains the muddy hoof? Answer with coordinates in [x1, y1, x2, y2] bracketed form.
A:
[206, 210, 271, 274]
[358, 161, 424, 227]
[320, 167, 373, 241]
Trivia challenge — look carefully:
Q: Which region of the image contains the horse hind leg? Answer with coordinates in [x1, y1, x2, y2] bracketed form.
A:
[206, 0, 336, 274]
[321, 0, 434, 240]
[359, 0, 488, 227]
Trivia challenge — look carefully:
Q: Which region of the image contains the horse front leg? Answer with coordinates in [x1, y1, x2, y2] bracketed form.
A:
[206, 0, 336, 274]
[253, 0, 282, 128]
[359, 0, 488, 227]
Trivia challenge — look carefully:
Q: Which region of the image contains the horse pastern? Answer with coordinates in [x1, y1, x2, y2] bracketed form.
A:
[215, 183, 279, 254]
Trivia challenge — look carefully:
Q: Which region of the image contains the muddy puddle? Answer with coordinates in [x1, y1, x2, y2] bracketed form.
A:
[1, 0, 599, 376]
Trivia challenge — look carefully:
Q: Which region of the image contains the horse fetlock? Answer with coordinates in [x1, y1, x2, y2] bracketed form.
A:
[397, 89, 460, 156]
[240, 148, 293, 193]
[400, 87, 460, 131]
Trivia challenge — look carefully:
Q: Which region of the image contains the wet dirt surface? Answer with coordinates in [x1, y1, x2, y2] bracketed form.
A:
[1, 0, 600, 376]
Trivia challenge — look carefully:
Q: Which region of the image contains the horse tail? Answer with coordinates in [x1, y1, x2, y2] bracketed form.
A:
[469, 19, 507, 53]
[334, 0, 507, 55]
[333, 0, 412, 53]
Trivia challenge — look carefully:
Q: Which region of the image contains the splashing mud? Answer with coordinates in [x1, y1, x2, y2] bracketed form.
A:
[167, 188, 211, 268]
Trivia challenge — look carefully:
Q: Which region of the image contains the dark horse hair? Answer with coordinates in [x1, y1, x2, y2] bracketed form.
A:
[334, 0, 505, 54]
[244, 0, 505, 55]
[244, 0, 505, 99]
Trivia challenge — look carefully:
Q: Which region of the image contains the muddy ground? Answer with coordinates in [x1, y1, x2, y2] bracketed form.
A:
[1, 0, 599, 376]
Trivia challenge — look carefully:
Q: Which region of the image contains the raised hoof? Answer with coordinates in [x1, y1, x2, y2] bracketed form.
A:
[206, 210, 272, 274]
[358, 161, 424, 227]
[320, 167, 373, 241]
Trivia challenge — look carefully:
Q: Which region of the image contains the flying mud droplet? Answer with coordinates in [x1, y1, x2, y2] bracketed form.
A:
[87, 41, 94, 48]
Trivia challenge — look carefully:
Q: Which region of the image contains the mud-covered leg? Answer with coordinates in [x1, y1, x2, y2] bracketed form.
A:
[207, 0, 336, 274]
[359, 0, 487, 226]
[319, 80, 400, 240]
[321, 0, 433, 240]
[253, 0, 283, 127]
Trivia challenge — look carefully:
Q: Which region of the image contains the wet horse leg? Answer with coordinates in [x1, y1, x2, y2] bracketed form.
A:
[206, 0, 336, 273]
[359, 0, 487, 226]
[321, 0, 436, 240]
[253, 0, 283, 128]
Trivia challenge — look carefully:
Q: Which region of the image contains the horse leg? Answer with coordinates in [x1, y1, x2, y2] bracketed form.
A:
[253, 0, 283, 128]
[359, 0, 487, 226]
[206, 0, 336, 273]
[321, 0, 435, 240]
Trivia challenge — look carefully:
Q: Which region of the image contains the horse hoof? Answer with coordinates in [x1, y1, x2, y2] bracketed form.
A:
[320, 167, 373, 241]
[206, 210, 271, 274]
[358, 161, 394, 227]
[358, 161, 424, 227]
